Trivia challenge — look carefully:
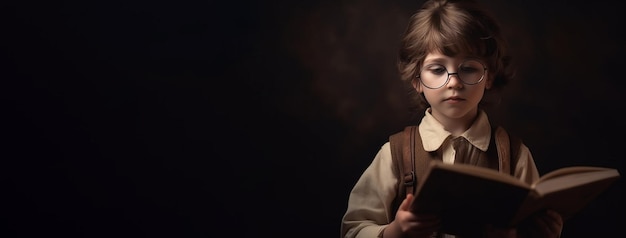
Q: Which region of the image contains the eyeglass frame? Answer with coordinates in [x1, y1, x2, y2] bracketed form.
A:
[415, 59, 488, 89]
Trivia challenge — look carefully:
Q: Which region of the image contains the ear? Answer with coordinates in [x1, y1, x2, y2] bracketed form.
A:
[485, 80, 493, 90]
[485, 73, 494, 90]
[411, 78, 422, 93]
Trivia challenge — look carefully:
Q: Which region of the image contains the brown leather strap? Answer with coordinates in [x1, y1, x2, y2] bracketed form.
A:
[389, 129, 407, 205]
[494, 126, 511, 175]
[412, 127, 437, 190]
[404, 126, 417, 194]
[390, 126, 436, 198]
[390, 126, 418, 196]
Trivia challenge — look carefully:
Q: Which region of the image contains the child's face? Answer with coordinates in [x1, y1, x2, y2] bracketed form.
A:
[414, 51, 492, 123]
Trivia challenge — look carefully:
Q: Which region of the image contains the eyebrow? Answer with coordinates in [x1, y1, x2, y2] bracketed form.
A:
[423, 56, 484, 65]
[423, 58, 450, 66]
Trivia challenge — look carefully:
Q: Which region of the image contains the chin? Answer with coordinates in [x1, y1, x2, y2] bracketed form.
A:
[436, 107, 476, 119]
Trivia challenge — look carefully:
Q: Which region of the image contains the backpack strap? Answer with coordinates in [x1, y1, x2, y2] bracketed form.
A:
[390, 126, 435, 205]
[390, 126, 414, 202]
[494, 126, 522, 174]
[494, 126, 511, 174]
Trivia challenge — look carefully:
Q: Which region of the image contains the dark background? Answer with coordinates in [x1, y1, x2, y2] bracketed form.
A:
[3, 0, 624, 237]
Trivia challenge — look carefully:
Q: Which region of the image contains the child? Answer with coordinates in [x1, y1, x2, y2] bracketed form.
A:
[340, 0, 563, 237]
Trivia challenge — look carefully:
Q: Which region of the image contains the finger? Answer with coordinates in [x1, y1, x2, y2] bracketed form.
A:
[405, 220, 441, 237]
[545, 210, 563, 225]
[398, 193, 414, 211]
[534, 213, 561, 237]
[406, 193, 414, 203]
[541, 210, 563, 232]
[485, 224, 517, 238]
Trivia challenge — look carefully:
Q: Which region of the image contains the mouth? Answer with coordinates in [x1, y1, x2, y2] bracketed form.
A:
[445, 96, 464, 102]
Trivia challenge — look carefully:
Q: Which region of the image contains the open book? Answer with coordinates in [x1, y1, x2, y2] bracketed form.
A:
[410, 160, 621, 236]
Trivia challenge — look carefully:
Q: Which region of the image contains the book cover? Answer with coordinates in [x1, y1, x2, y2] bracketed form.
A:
[410, 161, 620, 236]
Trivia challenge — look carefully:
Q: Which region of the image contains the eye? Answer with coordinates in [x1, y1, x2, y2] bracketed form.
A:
[459, 60, 485, 73]
[425, 65, 447, 75]
[459, 65, 479, 73]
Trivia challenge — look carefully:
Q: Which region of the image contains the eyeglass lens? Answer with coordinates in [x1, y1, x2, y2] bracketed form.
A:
[419, 60, 485, 89]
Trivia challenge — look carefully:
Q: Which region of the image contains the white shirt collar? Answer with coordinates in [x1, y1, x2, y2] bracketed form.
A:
[418, 108, 492, 152]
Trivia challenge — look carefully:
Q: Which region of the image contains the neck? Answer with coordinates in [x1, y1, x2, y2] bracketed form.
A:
[433, 109, 479, 136]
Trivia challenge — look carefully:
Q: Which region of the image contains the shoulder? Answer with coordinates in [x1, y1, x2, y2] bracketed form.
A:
[389, 126, 417, 139]
[492, 126, 524, 149]
[378, 142, 392, 163]
[357, 141, 398, 184]
[494, 127, 540, 183]
[513, 142, 540, 183]
[371, 141, 400, 176]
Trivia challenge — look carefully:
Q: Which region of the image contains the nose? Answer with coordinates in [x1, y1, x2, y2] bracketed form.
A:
[446, 73, 463, 89]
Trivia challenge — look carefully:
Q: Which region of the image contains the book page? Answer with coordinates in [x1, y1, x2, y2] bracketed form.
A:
[512, 168, 620, 224]
[534, 169, 620, 218]
[535, 166, 614, 184]
[534, 169, 619, 195]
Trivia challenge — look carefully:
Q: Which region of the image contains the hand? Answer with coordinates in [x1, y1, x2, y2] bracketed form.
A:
[484, 224, 517, 238]
[521, 210, 563, 238]
[383, 194, 441, 238]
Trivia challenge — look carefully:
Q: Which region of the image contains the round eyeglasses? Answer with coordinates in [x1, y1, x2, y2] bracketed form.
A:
[416, 59, 487, 89]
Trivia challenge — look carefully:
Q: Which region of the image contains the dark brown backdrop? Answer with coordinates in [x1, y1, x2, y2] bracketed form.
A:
[3, 0, 624, 237]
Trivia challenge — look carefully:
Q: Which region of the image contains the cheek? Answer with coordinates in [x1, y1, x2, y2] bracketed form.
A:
[421, 88, 439, 102]
[469, 86, 487, 102]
